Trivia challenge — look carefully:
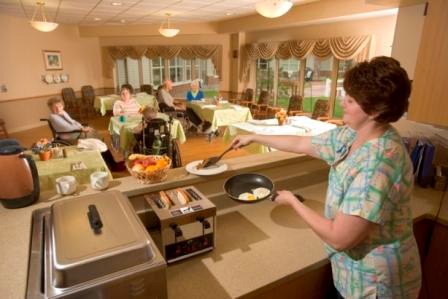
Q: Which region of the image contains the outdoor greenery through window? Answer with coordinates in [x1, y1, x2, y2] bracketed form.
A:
[277, 58, 300, 109]
[334, 59, 355, 118]
[254, 55, 354, 119]
[303, 55, 332, 113]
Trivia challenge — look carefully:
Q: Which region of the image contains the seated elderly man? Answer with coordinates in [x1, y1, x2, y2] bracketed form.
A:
[157, 79, 177, 112]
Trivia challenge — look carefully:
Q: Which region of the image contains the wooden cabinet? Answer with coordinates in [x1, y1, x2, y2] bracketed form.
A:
[407, 0, 448, 126]
[414, 219, 448, 299]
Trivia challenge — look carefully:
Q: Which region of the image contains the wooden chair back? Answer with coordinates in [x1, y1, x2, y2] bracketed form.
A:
[311, 99, 330, 119]
[287, 95, 303, 115]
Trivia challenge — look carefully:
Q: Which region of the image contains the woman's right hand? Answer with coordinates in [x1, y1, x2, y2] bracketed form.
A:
[231, 135, 255, 149]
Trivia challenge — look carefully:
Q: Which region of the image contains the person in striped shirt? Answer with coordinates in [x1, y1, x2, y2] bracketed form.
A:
[113, 85, 141, 116]
[231, 57, 421, 298]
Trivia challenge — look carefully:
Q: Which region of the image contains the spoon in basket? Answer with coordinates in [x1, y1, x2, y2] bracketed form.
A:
[197, 146, 234, 169]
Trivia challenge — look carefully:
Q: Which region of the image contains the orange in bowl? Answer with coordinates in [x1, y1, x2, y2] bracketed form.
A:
[126, 154, 172, 184]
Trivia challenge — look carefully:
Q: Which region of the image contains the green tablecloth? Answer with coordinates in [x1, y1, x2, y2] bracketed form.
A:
[187, 101, 252, 130]
[108, 113, 186, 151]
[94, 93, 159, 116]
[31, 147, 112, 191]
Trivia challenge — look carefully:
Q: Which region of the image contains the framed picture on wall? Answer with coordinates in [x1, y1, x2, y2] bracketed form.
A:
[43, 50, 63, 70]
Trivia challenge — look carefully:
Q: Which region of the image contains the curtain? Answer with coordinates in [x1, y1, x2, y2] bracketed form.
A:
[102, 45, 223, 79]
[241, 35, 371, 81]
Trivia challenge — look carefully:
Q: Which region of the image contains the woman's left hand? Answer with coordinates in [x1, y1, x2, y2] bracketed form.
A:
[273, 190, 297, 206]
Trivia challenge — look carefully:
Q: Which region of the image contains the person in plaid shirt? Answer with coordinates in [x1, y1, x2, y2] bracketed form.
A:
[231, 56, 421, 298]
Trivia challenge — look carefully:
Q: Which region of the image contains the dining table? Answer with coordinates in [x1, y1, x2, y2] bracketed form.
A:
[94, 92, 159, 116]
[186, 100, 253, 131]
[30, 146, 112, 192]
[108, 113, 186, 152]
[223, 116, 337, 154]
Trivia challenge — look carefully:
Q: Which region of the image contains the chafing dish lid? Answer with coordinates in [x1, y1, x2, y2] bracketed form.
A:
[50, 190, 153, 288]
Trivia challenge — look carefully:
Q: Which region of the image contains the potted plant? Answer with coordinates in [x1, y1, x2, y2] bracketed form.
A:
[32, 138, 53, 161]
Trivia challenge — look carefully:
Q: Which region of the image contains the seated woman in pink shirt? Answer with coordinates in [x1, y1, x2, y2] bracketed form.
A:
[113, 85, 141, 116]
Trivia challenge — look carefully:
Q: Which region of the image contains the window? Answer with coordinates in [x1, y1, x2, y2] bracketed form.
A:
[194, 58, 218, 97]
[277, 58, 300, 109]
[303, 55, 333, 113]
[169, 57, 186, 83]
[255, 59, 274, 100]
[151, 57, 165, 87]
[115, 56, 212, 93]
[125, 58, 139, 91]
[116, 59, 127, 89]
[333, 59, 355, 118]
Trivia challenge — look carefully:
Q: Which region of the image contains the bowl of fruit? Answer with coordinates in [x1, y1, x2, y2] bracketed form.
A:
[126, 154, 172, 184]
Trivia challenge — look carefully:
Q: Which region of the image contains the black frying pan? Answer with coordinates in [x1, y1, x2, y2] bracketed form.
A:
[224, 173, 275, 203]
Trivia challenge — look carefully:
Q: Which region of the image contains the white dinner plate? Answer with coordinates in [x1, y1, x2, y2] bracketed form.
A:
[185, 160, 228, 176]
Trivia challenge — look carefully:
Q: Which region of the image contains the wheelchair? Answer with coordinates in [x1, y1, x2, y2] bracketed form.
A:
[133, 117, 182, 168]
[40, 118, 83, 147]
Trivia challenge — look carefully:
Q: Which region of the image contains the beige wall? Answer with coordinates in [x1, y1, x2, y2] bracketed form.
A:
[0, 14, 103, 132]
[245, 15, 398, 57]
[391, 4, 426, 79]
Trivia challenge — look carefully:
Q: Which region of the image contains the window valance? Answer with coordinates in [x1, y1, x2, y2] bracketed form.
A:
[102, 45, 223, 79]
[241, 35, 371, 81]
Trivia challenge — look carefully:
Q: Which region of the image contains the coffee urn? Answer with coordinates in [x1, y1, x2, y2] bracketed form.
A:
[0, 139, 40, 208]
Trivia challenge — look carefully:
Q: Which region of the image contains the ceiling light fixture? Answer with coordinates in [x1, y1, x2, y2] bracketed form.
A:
[29, 1, 59, 32]
[158, 13, 179, 38]
[111, 2, 122, 6]
[255, 0, 293, 18]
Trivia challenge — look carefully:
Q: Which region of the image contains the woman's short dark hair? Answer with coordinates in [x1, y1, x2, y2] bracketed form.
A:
[121, 84, 134, 94]
[343, 56, 411, 123]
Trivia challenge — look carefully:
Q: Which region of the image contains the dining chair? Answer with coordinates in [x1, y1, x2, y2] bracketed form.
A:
[80, 85, 96, 119]
[287, 95, 304, 116]
[0, 118, 9, 139]
[293, 98, 332, 121]
[61, 87, 86, 122]
[140, 84, 153, 95]
[238, 88, 255, 107]
[251, 90, 270, 119]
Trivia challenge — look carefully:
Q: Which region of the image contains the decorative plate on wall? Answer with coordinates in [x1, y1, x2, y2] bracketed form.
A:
[53, 74, 61, 83]
[44, 74, 54, 84]
[61, 74, 69, 82]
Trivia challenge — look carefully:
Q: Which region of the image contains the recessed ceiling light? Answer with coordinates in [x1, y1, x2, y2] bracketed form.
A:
[120, 19, 126, 23]
[225, 12, 234, 16]
[94, 17, 101, 21]
[111, 2, 122, 6]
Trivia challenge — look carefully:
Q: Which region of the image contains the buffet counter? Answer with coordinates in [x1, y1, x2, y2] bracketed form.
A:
[1, 151, 447, 299]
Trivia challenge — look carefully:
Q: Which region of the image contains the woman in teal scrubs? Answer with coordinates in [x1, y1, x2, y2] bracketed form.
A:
[231, 57, 421, 298]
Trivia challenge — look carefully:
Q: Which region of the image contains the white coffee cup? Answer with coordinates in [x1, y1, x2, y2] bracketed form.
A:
[55, 176, 77, 195]
[90, 171, 110, 190]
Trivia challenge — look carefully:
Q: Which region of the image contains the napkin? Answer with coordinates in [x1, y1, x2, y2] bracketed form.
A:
[77, 138, 108, 152]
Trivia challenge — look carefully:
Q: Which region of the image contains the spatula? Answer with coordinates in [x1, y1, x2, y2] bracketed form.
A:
[198, 146, 233, 169]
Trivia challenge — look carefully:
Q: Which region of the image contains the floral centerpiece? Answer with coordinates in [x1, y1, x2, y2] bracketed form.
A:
[275, 109, 288, 126]
[32, 138, 53, 161]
